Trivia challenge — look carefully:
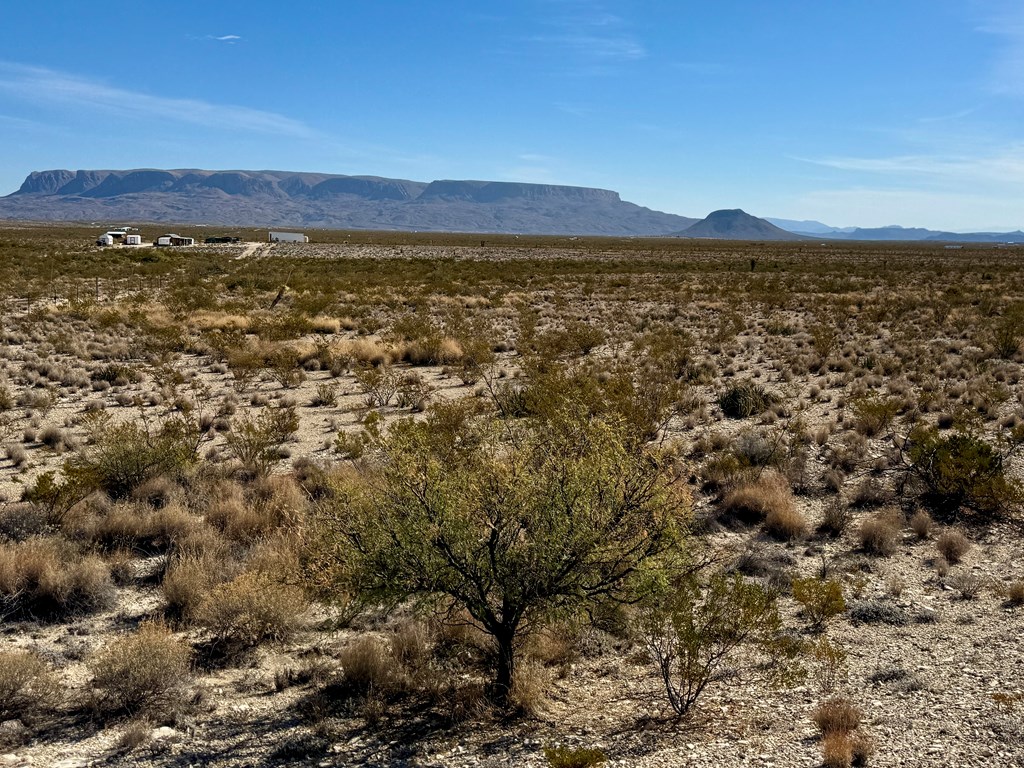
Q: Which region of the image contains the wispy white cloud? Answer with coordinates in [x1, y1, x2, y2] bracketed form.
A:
[211, 34, 241, 42]
[798, 144, 1024, 186]
[0, 63, 314, 138]
[975, 2, 1024, 96]
[529, 33, 645, 61]
[526, 2, 646, 70]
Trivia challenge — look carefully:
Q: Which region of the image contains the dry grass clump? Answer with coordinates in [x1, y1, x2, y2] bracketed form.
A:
[719, 472, 794, 528]
[91, 501, 199, 554]
[821, 733, 854, 768]
[909, 509, 933, 539]
[90, 620, 192, 717]
[858, 511, 901, 557]
[0, 538, 113, 620]
[813, 697, 862, 736]
[936, 529, 971, 564]
[508, 660, 551, 716]
[336, 635, 405, 697]
[196, 571, 306, 657]
[0, 650, 61, 722]
[763, 502, 808, 541]
[1007, 581, 1024, 607]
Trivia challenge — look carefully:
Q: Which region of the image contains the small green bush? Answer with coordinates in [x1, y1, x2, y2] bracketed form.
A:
[792, 577, 846, 632]
[544, 745, 608, 768]
[719, 381, 779, 419]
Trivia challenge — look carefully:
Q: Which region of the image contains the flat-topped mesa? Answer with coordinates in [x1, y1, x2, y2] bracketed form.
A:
[3, 168, 695, 235]
[417, 180, 621, 204]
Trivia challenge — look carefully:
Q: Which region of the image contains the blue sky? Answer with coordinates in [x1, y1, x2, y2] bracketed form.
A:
[2, 1, 1024, 230]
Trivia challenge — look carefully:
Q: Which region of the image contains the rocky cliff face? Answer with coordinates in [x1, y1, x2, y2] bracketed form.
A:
[3, 169, 695, 235]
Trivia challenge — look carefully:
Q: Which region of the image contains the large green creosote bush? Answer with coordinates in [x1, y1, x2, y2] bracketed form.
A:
[903, 425, 1023, 516]
[60, 413, 201, 501]
[312, 382, 690, 703]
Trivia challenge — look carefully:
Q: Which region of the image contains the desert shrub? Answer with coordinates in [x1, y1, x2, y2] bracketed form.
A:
[316, 393, 688, 703]
[508, 660, 551, 716]
[311, 382, 338, 407]
[905, 426, 1022, 516]
[196, 571, 306, 657]
[336, 636, 404, 699]
[353, 362, 400, 407]
[936, 529, 970, 564]
[719, 381, 778, 418]
[909, 509, 933, 539]
[810, 637, 848, 695]
[858, 512, 901, 557]
[544, 745, 608, 768]
[225, 405, 298, 476]
[849, 476, 890, 508]
[1006, 581, 1024, 607]
[90, 621, 192, 716]
[161, 547, 235, 622]
[92, 501, 198, 554]
[63, 415, 201, 499]
[0, 650, 60, 722]
[847, 600, 910, 626]
[763, 503, 808, 541]
[640, 572, 804, 717]
[850, 393, 901, 437]
[0, 538, 114, 620]
[792, 577, 845, 632]
[946, 571, 985, 600]
[813, 697, 862, 736]
[821, 732, 854, 768]
[851, 731, 876, 766]
[5, 442, 28, 468]
[0, 502, 51, 542]
[719, 472, 793, 527]
[818, 499, 853, 538]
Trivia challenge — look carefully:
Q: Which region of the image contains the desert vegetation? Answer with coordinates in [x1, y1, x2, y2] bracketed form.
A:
[0, 225, 1021, 766]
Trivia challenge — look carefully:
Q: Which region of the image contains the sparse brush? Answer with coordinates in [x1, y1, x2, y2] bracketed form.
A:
[936, 529, 970, 564]
[719, 380, 779, 418]
[89, 620, 192, 717]
[909, 509, 932, 539]
[719, 472, 793, 527]
[821, 732, 854, 768]
[813, 697, 862, 736]
[858, 512, 901, 557]
[0, 650, 60, 722]
[818, 499, 852, 537]
[197, 571, 306, 658]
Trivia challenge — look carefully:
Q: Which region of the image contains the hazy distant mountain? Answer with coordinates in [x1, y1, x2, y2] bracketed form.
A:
[0, 169, 699, 236]
[673, 209, 809, 240]
[765, 217, 852, 235]
[766, 218, 1024, 243]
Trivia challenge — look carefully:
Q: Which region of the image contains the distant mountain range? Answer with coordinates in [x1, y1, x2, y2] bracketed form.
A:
[3, 168, 1023, 241]
[765, 218, 1024, 244]
[0, 169, 697, 236]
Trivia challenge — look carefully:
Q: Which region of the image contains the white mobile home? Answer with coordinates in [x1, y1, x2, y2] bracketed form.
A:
[269, 231, 309, 243]
[124, 234, 143, 246]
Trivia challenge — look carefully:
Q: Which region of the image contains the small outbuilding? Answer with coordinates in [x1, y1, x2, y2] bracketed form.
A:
[96, 234, 114, 246]
[124, 234, 143, 246]
[155, 234, 195, 247]
[269, 231, 309, 243]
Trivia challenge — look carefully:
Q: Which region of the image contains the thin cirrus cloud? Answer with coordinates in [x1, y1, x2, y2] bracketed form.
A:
[0, 63, 314, 138]
[211, 34, 242, 42]
[798, 146, 1024, 187]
